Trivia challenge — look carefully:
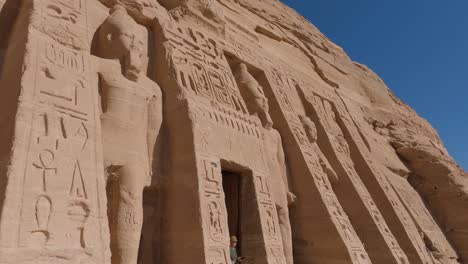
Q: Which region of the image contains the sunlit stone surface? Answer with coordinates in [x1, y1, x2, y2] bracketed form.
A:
[0, 1, 466, 263]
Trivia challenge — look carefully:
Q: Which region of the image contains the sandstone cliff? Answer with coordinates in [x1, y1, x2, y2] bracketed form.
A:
[0, 0, 466, 264]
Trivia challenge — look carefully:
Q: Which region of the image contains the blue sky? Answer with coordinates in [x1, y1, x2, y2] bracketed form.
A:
[281, 0, 468, 170]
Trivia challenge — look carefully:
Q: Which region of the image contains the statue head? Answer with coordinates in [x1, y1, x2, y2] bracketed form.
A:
[299, 115, 317, 143]
[237, 62, 248, 73]
[234, 63, 256, 85]
[97, 5, 147, 81]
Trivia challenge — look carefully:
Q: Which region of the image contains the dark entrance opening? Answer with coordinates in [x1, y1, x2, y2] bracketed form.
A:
[222, 170, 242, 254]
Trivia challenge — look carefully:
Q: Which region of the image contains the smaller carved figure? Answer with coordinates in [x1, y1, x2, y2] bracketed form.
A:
[299, 114, 318, 143]
[299, 115, 339, 184]
[234, 63, 273, 128]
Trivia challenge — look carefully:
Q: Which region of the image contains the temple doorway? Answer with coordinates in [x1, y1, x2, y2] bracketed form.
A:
[222, 170, 242, 254]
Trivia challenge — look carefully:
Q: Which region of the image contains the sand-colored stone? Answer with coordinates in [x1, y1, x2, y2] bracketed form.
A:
[0, 0, 466, 264]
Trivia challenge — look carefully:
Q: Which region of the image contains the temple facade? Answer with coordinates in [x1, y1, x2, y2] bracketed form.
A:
[0, 1, 467, 264]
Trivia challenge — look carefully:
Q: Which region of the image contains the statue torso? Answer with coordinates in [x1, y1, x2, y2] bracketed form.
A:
[95, 58, 161, 166]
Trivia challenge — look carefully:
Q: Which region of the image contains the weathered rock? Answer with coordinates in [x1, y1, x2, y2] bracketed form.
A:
[0, 0, 465, 264]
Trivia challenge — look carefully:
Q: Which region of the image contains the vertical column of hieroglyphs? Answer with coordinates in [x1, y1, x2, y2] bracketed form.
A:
[0, 0, 109, 263]
[265, 68, 371, 263]
[198, 157, 231, 264]
[300, 90, 409, 263]
[253, 172, 287, 264]
[326, 90, 443, 264]
[163, 23, 234, 264]
[163, 20, 286, 263]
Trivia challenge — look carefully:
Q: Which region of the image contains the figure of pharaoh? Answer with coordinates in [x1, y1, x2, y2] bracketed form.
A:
[92, 5, 162, 264]
[234, 63, 274, 128]
[263, 125, 296, 264]
[299, 115, 339, 184]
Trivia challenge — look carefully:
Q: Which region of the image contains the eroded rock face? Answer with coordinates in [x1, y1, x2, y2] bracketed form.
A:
[0, 1, 465, 264]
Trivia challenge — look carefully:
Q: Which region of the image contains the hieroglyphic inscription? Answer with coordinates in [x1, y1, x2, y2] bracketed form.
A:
[31, 195, 52, 246]
[193, 103, 261, 139]
[305, 87, 439, 263]
[254, 174, 282, 245]
[200, 157, 223, 196]
[265, 69, 371, 263]
[207, 247, 231, 264]
[0, 0, 109, 260]
[207, 200, 227, 243]
[332, 93, 442, 262]
[269, 70, 295, 113]
[269, 245, 286, 264]
[37, 41, 90, 120]
[33, 150, 57, 192]
[44, 0, 85, 25]
[199, 157, 229, 261]
[307, 93, 408, 261]
[19, 11, 94, 248]
[45, 42, 85, 74]
[33, 0, 88, 50]
[22, 109, 93, 248]
[166, 25, 249, 115]
[222, 34, 267, 68]
[324, 194, 361, 249]
[69, 161, 87, 199]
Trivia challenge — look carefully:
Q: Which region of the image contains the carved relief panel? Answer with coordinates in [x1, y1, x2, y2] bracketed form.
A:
[164, 23, 268, 157]
[198, 157, 230, 264]
[0, 1, 108, 262]
[254, 173, 287, 263]
[19, 46, 102, 251]
[35, 0, 88, 50]
[264, 69, 371, 263]
[302, 91, 413, 262]
[166, 25, 247, 113]
[305, 88, 444, 263]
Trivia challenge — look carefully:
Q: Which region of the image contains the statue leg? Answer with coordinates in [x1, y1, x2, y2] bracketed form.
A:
[277, 202, 294, 264]
[111, 162, 147, 264]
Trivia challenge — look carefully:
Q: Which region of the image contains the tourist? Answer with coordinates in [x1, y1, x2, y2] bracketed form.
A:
[230, 236, 243, 263]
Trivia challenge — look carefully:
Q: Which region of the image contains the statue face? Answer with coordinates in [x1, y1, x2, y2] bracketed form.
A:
[238, 63, 248, 72]
[98, 6, 147, 81]
[300, 115, 318, 142]
[116, 27, 145, 81]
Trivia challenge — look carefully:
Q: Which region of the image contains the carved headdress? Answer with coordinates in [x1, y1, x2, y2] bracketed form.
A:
[96, 5, 148, 80]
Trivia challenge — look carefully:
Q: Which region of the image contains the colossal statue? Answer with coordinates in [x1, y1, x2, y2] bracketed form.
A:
[92, 5, 162, 264]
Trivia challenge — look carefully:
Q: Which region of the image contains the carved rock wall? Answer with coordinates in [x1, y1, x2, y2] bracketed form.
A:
[0, 0, 466, 264]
